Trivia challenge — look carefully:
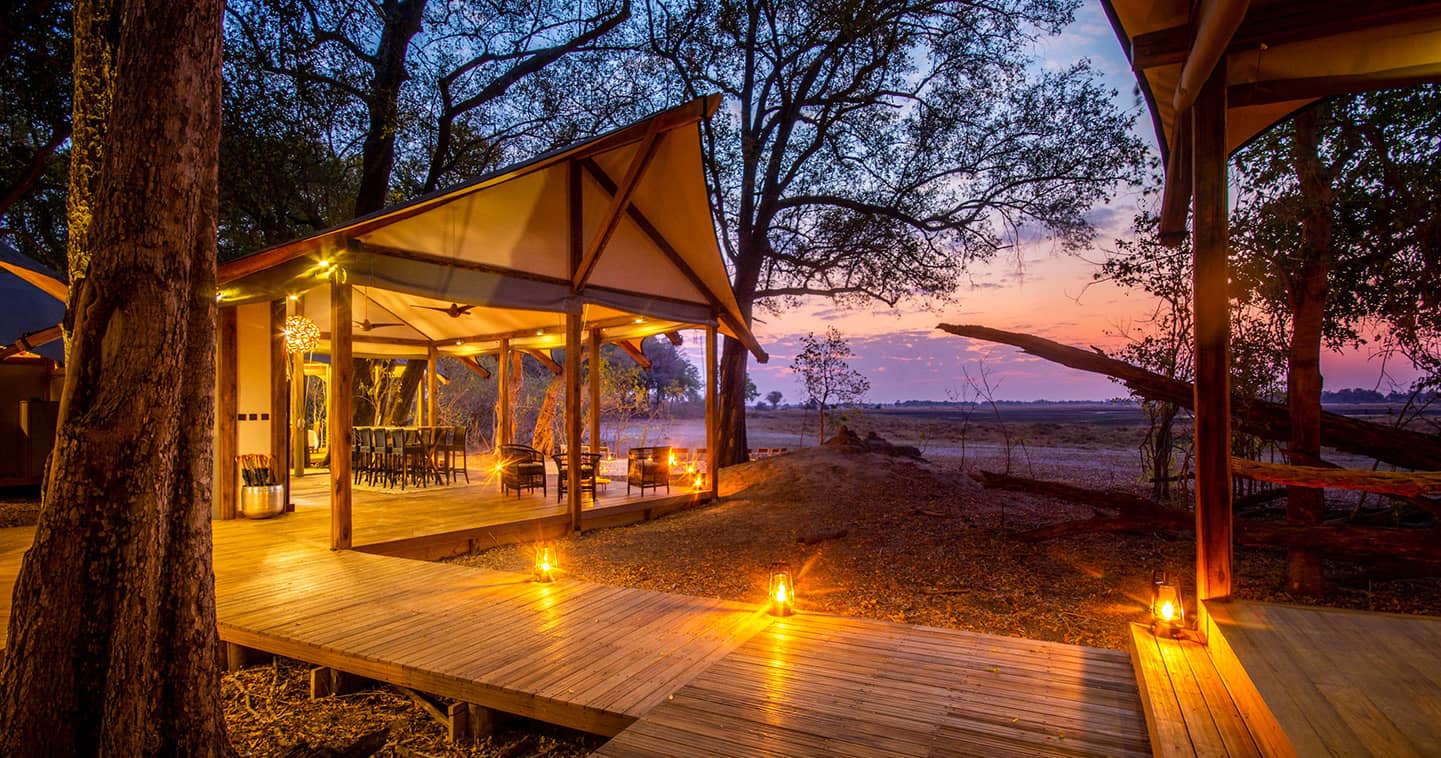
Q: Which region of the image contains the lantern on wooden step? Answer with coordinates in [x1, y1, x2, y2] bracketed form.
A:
[282, 315, 321, 355]
[1150, 569, 1184, 636]
[534, 544, 558, 582]
[768, 563, 795, 617]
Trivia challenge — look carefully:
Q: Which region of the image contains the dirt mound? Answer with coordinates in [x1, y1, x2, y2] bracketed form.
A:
[719, 441, 972, 505]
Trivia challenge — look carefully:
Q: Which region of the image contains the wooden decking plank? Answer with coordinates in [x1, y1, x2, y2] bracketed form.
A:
[1127, 623, 1196, 756]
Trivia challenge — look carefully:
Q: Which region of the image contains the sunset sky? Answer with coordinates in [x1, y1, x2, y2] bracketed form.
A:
[735, 4, 1424, 404]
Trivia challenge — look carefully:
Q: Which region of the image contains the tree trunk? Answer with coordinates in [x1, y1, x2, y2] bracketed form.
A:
[532, 372, 563, 454]
[381, 359, 426, 425]
[0, 0, 229, 753]
[354, 0, 427, 217]
[718, 336, 750, 465]
[1285, 107, 1332, 595]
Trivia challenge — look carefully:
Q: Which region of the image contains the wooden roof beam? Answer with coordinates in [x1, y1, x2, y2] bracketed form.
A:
[456, 355, 491, 379]
[524, 348, 562, 375]
[664, 331, 684, 346]
[617, 339, 651, 369]
[571, 122, 664, 291]
[0, 324, 63, 361]
[1130, 0, 1441, 70]
[1158, 114, 1192, 246]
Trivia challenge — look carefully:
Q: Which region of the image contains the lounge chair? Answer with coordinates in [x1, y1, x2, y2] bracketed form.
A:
[627, 446, 672, 495]
[499, 444, 546, 497]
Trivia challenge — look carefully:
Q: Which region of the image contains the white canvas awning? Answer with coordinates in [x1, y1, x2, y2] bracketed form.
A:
[218, 94, 766, 362]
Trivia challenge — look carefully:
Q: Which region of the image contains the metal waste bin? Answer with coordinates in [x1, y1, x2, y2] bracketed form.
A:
[240, 484, 286, 519]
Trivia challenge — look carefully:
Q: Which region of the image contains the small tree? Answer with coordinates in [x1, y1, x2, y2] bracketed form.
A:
[765, 390, 783, 409]
[792, 328, 870, 443]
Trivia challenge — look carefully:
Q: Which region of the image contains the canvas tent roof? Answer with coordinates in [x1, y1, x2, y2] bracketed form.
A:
[219, 94, 766, 362]
[0, 243, 65, 363]
[1101, 0, 1441, 240]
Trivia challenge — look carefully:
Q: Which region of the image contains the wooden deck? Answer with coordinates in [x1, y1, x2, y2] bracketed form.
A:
[288, 465, 706, 558]
[1204, 599, 1441, 757]
[1128, 623, 1259, 757]
[211, 516, 771, 735]
[596, 613, 1152, 757]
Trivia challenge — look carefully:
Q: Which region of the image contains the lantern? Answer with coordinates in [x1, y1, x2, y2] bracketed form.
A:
[1150, 569, 1184, 635]
[768, 563, 795, 616]
[534, 544, 558, 582]
[282, 315, 321, 355]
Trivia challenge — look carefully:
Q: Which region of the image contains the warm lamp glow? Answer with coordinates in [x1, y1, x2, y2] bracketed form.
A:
[534, 544, 557, 582]
[1150, 569, 1185, 636]
[282, 315, 321, 354]
[768, 563, 794, 616]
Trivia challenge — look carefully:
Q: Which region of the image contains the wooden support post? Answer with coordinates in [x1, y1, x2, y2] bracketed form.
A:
[290, 296, 308, 477]
[223, 642, 272, 671]
[330, 275, 353, 550]
[705, 325, 718, 500]
[216, 306, 238, 520]
[448, 702, 496, 743]
[498, 339, 511, 446]
[1191, 66, 1233, 634]
[270, 299, 290, 508]
[427, 344, 439, 425]
[565, 312, 583, 531]
[309, 666, 372, 698]
[589, 328, 602, 452]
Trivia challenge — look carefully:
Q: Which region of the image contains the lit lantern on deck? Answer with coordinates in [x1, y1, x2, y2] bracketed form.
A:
[768, 563, 795, 617]
[534, 544, 558, 582]
[1150, 569, 1184, 636]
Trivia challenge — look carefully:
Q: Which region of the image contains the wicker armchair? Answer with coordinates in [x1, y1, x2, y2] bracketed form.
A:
[627, 446, 671, 495]
[553, 452, 603, 501]
[499, 444, 546, 497]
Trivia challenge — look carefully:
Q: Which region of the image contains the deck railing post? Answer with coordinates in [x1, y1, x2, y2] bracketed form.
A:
[1191, 64, 1233, 637]
[589, 328, 601, 453]
[498, 339, 511, 446]
[566, 311, 583, 531]
[426, 344, 439, 425]
[271, 298, 291, 510]
[329, 273, 353, 550]
[705, 325, 718, 501]
[290, 295, 307, 478]
[216, 305, 238, 519]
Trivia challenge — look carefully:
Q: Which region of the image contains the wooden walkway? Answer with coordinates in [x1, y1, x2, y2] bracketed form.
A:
[1204, 599, 1441, 757]
[597, 614, 1151, 757]
[1128, 623, 1259, 757]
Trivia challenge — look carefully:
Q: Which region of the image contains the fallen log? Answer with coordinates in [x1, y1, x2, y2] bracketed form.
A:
[1230, 458, 1441, 499]
[937, 323, 1441, 471]
[971, 470, 1189, 522]
[980, 470, 1441, 564]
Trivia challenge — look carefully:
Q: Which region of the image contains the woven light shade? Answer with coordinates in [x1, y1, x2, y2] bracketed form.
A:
[282, 315, 320, 355]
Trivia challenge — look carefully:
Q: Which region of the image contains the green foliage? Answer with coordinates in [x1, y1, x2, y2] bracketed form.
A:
[1229, 87, 1441, 391]
[0, 0, 72, 272]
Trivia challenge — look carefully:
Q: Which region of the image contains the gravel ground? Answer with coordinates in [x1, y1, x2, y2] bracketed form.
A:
[450, 441, 1441, 652]
[223, 659, 601, 757]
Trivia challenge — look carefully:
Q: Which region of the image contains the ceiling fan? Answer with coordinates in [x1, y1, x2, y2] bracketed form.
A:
[355, 287, 405, 331]
[413, 302, 477, 318]
[354, 318, 405, 332]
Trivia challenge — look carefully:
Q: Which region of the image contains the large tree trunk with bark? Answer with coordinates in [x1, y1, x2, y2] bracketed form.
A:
[936, 323, 1441, 471]
[354, 0, 427, 217]
[0, 0, 229, 753]
[381, 359, 426, 425]
[1284, 107, 1333, 595]
[532, 372, 563, 454]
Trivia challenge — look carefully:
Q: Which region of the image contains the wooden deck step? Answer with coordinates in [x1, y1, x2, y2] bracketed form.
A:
[1128, 622, 1260, 757]
[1204, 599, 1441, 758]
[597, 613, 1151, 757]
